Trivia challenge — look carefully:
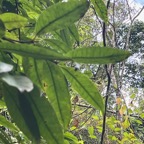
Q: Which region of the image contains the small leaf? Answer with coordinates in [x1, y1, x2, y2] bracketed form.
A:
[91, 0, 108, 23]
[88, 126, 94, 136]
[1, 73, 33, 92]
[65, 47, 131, 64]
[121, 116, 130, 129]
[0, 62, 13, 73]
[35, 0, 89, 36]
[64, 132, 79, 143]
[61, 66, 104, 114]
[0, 115, 18, 132]
[0, 13, 28, 30]
[0, 42, 68, 60]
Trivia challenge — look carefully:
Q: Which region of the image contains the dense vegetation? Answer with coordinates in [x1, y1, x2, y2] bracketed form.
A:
[0, 0, 143, 143]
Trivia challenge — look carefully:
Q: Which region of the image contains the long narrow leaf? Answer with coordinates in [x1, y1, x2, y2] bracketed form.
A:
[3, 84, 41, 143]
[35, 0, 89, 36]
[65, 47, 131, 64]
[61, 67, 104, 114]
[0, 115, 18, 132]
[23, 58, 71, 129]
[45, 39, 71, 53]
[4, 84, 64, 144]
[91, 0, 108, 23]
[0, 42, 68, 60]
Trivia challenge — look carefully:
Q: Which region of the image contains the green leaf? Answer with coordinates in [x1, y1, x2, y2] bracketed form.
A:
[1, 73, 33, 92]
[23, 58, 71, 129]
[91, 0, 108, 23]
[4, 84, 64, 144]
[0, 20, 5, 38]
[35, 0, 89, 36]
[45, 39, 71, 53]
[64, 132, 79, 143]
[61, 67, 104, 114]
[42, 61, 71, 129]
[0, 115, 18, 132]
[0, 62, 13, 73]
[0, 13, 28, 30]
[0, 42, 68, 60]
[3, 84, 41, 143]
[88, 126, 94, 136]
[68, 24, 80, 45]
[65, 47, 131, 64]
[59, 28, 73, 47]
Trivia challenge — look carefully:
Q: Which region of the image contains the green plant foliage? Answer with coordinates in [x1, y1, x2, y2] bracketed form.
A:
[0, 115, 18, 132]
[68, 24, 80, 45]
[44, 39, 71, 53]
[0, 13, 28, 30]
[0, 42, 68, 60]
[0, 0, 133, 143]
[65, 47, 131, 64]
[91, 0, 108, 23]
[3, 84, 64, 144]
[34, 0, 89, 36]
[23, 58, 71, 130]
[61, 66, 105, 114]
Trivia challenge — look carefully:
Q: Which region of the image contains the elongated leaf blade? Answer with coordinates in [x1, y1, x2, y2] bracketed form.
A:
[0, 13, 28, 30]
[26, 85, 64, 144]
[0, 115, 18, 132]
[35, 0, 89, 36]
[45, 39, 71, 53]
[41, 61, 71, 129]
[23, 58, 71, 129]
[61, 67, 104, 114]
[0, 42, 68, 60]
[4, 84, 64, 144]
[68, 24, 80, 45]
[65, 47, 131, 64]
[3, 84, 41, 143]
[91, 0, 108, 23]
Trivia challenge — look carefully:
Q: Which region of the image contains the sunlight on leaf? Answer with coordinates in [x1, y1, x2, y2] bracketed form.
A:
[1, 73, 33, 92]
[0, 62, 13, 73]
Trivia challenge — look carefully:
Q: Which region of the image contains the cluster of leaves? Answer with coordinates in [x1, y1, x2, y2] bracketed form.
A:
[0, 0, 130, 143]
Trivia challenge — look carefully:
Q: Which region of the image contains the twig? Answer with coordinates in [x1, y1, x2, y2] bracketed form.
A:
[100, 0, 111, 143]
